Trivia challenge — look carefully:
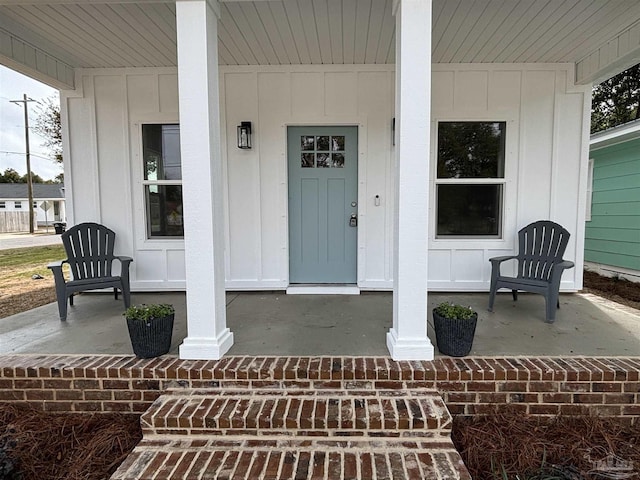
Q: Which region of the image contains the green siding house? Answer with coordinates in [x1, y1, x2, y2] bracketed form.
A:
[586, 120, 640, 281]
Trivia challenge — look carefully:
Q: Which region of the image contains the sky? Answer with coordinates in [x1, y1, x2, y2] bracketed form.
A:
[0, 65, 62, 181]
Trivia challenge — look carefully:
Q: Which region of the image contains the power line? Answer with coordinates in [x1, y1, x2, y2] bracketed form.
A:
[0, 151, 52, 161]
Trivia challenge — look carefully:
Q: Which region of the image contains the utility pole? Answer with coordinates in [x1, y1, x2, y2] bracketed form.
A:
[10, 94, 37, 233]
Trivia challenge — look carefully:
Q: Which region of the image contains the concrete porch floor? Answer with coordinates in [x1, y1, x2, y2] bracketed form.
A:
[0, 291, 639, 357]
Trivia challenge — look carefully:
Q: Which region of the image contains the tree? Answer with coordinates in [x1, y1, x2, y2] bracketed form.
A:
[33, 95, 63, 166]
[22, 171, 45, 184]
[0, 168, 52, 184]
[591, 63, 640, 133]
[0, 168, 22, 183]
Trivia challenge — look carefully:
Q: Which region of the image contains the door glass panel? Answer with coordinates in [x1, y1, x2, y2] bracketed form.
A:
[301, 153, 314, 168]
[301, 136, 315, 151]
[332, 153, 345, 168]
[316, 136, 330, 150]
[300, 133, 346, 168]
[317, 153, 330, 168]
[331, 136, 345, 151]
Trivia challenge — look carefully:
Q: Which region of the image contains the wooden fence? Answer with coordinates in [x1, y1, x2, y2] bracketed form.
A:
[0, 211, 38, 233]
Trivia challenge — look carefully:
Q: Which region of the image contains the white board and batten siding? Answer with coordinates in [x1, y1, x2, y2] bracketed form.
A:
[430, 65, 590, 291]
[61, 63, 589, 292]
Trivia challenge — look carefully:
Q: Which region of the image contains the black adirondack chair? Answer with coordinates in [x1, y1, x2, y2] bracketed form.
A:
[48, 222, 133, 321]
[488, 220, 574, 323]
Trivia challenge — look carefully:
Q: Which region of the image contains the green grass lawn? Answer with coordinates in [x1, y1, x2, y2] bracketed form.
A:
[0, 245, 66, 286]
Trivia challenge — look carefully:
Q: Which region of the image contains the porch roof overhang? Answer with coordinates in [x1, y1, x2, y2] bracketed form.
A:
[1, 0, 640, 91]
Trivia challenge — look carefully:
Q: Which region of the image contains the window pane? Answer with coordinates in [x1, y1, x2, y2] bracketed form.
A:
[331, 136, 345, 151]
[143, 124, 181, 181]
[437, 184, 502, 236]
[317, 153, 330, 168]
[145, 185, 184, 237]
[316, 136, 330, 150]
[301, 136, 315, 151]
[437, 122, 505, 179]
[301, 153, 314, 168]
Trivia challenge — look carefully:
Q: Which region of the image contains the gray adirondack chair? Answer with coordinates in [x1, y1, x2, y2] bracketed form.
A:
[488, 220, 574, 323]
[48, 222, 133, 321]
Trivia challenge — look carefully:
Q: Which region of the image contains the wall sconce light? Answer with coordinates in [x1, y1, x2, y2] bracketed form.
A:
[392, 117, 395, 146]
[237, 121, 252, 149]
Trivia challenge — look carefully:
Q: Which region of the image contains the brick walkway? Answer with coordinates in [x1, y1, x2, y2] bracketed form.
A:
[113, 388, 469, 479]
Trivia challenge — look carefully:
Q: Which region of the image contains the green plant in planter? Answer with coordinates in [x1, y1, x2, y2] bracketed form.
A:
[124, 304, 175, 358]
[432, 302, 478, 357]
[124, 304, 175, 321]
[434, 302, 475, 320]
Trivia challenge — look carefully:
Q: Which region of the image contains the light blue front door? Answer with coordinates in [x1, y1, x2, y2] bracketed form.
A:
[288, 126, 358, 283]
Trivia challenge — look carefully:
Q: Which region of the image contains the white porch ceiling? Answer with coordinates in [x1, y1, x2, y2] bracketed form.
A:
[1, 0, 640, 88]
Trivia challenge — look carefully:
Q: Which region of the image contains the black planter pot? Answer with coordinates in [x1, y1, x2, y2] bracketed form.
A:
[126, 314, 174, 358]
[433, 309, 478, 357]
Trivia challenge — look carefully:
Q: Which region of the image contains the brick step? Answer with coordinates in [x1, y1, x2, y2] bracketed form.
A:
[141, 388, 452, 438]
[112, 438, 471, 480]
[116, 388, 471, 479]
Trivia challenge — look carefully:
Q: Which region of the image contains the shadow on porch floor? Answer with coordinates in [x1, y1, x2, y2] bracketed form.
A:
[0, 291, 638, 357]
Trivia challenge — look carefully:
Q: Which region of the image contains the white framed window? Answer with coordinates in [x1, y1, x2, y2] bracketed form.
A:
[14, 201, 22, 209]
[33, 201, 38, 209]
[435, 121, 506, 238]
[141, 124, 183, 238]
[586, 158, 594, 221]
[0, 201, 5, 209]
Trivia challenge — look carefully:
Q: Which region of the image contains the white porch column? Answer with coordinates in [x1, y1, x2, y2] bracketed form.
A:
[176, 0, 233, 359]
[386, 0, 434, 360]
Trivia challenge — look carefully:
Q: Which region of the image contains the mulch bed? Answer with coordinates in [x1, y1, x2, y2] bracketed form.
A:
[583, 270, 640, 310]
[0, 403, 141, 480]
[453, 409, 640, 480]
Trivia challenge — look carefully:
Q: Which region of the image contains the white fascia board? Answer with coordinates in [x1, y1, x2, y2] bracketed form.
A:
[590, 119, 640, 150]
[0, 25, 75, 88]
[575, 19, 640, 85]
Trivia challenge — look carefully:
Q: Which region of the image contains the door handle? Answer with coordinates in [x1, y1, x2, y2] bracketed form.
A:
[349, 214, 357, 227]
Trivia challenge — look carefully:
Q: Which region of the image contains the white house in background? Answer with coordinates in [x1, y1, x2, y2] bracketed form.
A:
[1, 0, 640, 361]
[0, 183, 66, 227]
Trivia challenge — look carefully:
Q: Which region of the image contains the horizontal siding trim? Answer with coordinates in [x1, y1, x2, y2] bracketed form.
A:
[592, 188, 640, 204]
[585, 226, 640, 243]
[583, 250, 640, 271]
[590, 201, 640, 216]
[593, 160, 640, 180]
[585, 215, 640, 230]
[590, 137, 640, 158]
[584, 239, 640, 257]
[593, 174, 640, 191]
